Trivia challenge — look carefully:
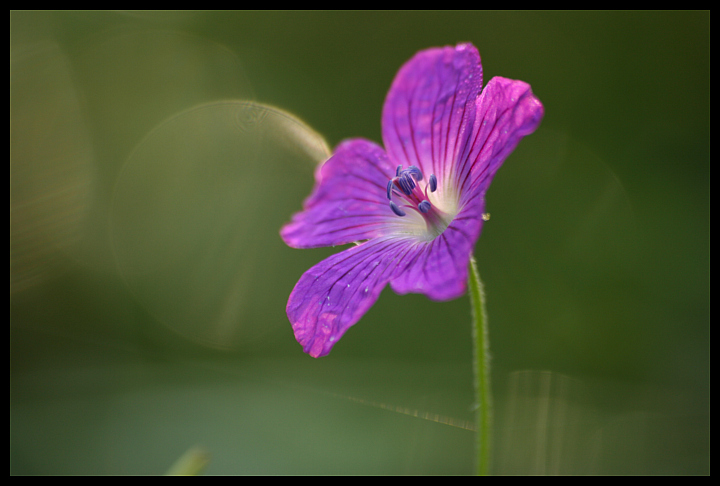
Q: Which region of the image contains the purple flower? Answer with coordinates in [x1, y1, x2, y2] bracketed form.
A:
[281, 43, 543, 357]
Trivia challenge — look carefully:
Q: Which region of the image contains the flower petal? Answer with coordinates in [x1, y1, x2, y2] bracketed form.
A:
[381, 43, 483, 196]
[389, 198, 485, 301]
[287, 236, 423, 357]
[454, 76, 544, 207]
[281, 139, 397, 249]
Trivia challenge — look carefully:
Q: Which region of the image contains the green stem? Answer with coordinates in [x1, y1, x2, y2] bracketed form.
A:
[468, 256, 492, 475]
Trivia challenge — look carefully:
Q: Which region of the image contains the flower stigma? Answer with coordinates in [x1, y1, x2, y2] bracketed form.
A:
[387, 165, 451, 237]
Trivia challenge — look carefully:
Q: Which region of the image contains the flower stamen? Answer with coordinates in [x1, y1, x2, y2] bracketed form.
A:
[389, 200, 406, 217]
[428, 174, 437, 193]
[386, 165, 450, 236]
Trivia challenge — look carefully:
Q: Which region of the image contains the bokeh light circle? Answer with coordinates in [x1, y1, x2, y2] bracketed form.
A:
[110, 101, 330, 349]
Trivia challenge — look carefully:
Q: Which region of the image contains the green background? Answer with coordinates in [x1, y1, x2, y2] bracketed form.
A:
[11, 11, 708, 474]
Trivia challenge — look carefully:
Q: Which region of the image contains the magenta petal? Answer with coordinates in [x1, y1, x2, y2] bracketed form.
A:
[381, 43, 483, 188]
[281, 139, 396, 249]
[287, 237, 422, 357]
[389, 200, 485, 301]
[283, 44, 544, 358]
[455, 76, 545, 206]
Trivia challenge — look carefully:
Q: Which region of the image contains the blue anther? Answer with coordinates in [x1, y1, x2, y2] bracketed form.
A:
[396, 175, 413, 196]
[418, 200, 431, 213]
[429, 174, 438, 192]
[407, 165, 423, 181]
[403, 172, 416, 191]
[386, 180, 393, 200]
[396, 165, 403, 177]
[389, 201, 406, 217]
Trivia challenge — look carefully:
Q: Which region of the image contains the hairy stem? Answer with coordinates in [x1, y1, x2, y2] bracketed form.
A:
[469, 256, 492, 475]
